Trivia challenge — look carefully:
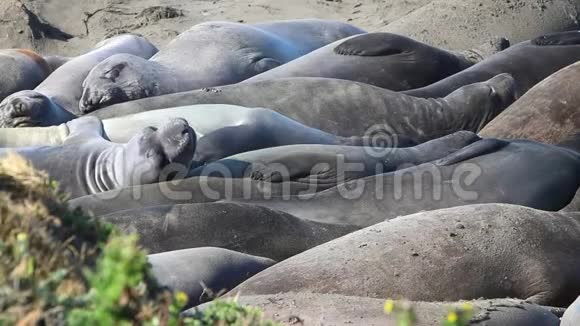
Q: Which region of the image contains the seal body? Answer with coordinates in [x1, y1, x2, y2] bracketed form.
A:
[68, 138, 580, 220]
[99, 202, 358, 260]
[562, 296, 580, 326]
[0, 49, 51, 103]
[79, 20, 365, 112]
[186, 295, 560, 326]
[149, 247, 274, 309]
[245, 33, 477, 90]
[404, 31, 580, 98]
[0, 34, 158, 127]
[0, 117, 195, 198]
[229, 204, 580, 307]
[479, 60, 580, 144]
[89, 74, 517, 143]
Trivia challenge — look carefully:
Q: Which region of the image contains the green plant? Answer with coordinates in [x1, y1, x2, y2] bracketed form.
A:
[0, 153, 278, 325]
[384, 299, 474, 326]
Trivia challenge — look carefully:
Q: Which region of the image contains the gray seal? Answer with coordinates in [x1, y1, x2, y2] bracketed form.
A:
[0, 34, 158, 127]
[78, 20, 365, 113]
[68, 137, 580, 221]
[404, 31, 580, 98]
[88, 74, 517, 143]
[245, 32, 486, 90]
[149, 247, 274, 309]
[2, 116, 195, 199]
[228, 204, 580, 307]
[186, 294, 560, 326]
[99, 202, 358, 261]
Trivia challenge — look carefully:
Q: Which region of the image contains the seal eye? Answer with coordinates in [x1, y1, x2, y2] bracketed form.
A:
[252, 57, 281, 73]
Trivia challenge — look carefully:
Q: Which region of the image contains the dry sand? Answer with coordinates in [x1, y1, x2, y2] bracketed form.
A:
[1, 0, 579, 56]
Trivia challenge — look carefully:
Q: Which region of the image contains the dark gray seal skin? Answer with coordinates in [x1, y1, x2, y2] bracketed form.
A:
[99, 202, 358, 261]
[0, 49, 52, 103]
[1, 116, 195, 199]
[188, 131, 481, 191]
[224, 137, 580, 227]
[89, 74, 517, 142]
[480, 60, 580, 144]
[244, 32, 479, 90]
[562, 296, 580, 326]
[68, 136, 580, 223]
[228, 204, 580, 307]
[185, 294, 560, 326]
[404, 31, 580, 99]
[0, 34, 158, 128]
[78, 20, 365, 113]
[149, 247, 275, 309]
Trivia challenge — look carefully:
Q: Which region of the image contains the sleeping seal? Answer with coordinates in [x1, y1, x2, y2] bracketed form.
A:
[245, 32, 489, 90]
[229, 204, 580, 307]
[78, 20, 365, 113]
[0, 34, 158, 127]
[404, 31, 580, 98]
[0, 49, 52, 103]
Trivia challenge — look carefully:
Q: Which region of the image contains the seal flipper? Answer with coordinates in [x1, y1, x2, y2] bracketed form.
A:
[532, 31, 580, 46]
[435, 138, 509, 166]
[334, 33, 405, 57]
[64, 116, 105, 144]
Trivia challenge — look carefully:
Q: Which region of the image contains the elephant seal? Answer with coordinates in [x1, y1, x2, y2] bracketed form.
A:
[228, 204, 580, 307]
[245, 32, 483, 90]
[99, 202, 358, 261]
[88, 74, 517, 142]
[185, 294, 560, 326]
[225, 137, 580, 226]
[383, 0, 580, 51]
[404, 31, 580, 98]
[2, 116, 195, 199]
[68, 137, 580, 221]
[0, 49, 52, 103]
[42, 55, 72, 72]
[0, 105, 402, 163]
[149, 247, 274, 309]
[189, 131, 480, 189]
[78, 20, 365, 113]
[479, 60, 580, 144]
[562, 296, 580, 326]
[0, 34, 158, 127]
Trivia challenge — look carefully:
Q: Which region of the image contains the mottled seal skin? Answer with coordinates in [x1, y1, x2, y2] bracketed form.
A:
[0, 49, 52, 103]
[245, 33, 479, 90]
[89, 74, 517, 143]
[68, 137, 580, 222]
[99, 202, 358, 261]
[562, 295, 580, 326]
[148, 247, 275, 309]
[1, 116, 195, 199]
[79, 20, 365, 113]
[229, 204, 580, 307]
[188, 131, 480, 190]
[185, 294, 560, 326]
[0, 34, 158, 127]
[480, 60, 580, 144]
[224, 137, 580, 227]
[404, 31, 580, 99]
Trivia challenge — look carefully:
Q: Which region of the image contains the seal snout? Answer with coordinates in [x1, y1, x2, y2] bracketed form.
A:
[157, 118, 196, 166]
[0, 91, 46, 128]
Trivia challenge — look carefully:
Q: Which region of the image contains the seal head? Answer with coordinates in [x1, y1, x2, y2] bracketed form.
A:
[0, 90, 76, 128]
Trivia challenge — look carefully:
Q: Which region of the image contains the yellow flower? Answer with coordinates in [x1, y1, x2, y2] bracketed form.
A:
[17, 233, 28, 241]
[384, 299, 395, 314]
[175, 291, 189, 307]
[447, 311, 458, 323]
